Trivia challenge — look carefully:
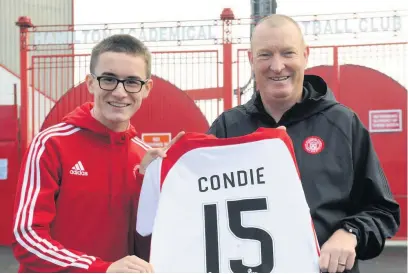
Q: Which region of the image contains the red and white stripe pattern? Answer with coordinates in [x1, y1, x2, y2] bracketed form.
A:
[131, 137, 151, 151]
[13, 123, 96, 269]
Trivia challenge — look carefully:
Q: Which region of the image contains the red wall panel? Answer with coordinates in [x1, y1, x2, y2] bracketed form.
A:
[0, 105, 19, 246]
[41, 76, 210, 139]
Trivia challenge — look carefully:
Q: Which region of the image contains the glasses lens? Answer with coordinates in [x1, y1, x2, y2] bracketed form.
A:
[99, 76, 118, 90]
[124, 79, 142, 93]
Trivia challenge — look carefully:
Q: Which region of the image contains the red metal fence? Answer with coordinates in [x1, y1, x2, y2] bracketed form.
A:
[17, 9, 408, 150]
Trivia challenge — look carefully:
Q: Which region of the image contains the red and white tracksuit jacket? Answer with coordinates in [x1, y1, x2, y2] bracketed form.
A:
[12, 102, 150, 272]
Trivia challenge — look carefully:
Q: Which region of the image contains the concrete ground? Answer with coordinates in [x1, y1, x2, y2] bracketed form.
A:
[0, 245, 406, 273]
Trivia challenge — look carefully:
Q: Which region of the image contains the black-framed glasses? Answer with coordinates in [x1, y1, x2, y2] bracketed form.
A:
[91, 74, 148, 93]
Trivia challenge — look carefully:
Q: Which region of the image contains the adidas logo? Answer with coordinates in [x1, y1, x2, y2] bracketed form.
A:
[70, 161, 88, 176]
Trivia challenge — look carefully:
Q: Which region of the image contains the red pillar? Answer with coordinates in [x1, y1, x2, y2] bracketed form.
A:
[16, 16, 33, 155]
[220, 8, 235, 111]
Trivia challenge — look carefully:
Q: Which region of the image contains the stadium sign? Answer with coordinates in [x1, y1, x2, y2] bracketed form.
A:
[32, 25, 216, 45]
[298, 15, 402, 36]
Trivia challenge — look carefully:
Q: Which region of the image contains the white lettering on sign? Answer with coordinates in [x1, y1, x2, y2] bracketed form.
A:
[141, 133, 172, 148]
[297, 16, 402, 36]
[369, 109, 403, 133]
[32, 26, 216, 45]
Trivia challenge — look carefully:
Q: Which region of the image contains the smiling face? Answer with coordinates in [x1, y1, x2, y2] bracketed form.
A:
[249, 16, 309, 107]
[87, 52, 152, 132]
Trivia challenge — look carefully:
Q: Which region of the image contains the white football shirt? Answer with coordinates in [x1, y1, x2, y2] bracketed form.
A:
[136, 128, 320, 273]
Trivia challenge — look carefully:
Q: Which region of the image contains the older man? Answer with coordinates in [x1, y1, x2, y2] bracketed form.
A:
[207, 14, 400, 273]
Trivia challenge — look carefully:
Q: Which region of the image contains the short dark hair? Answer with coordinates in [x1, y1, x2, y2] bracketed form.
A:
[90, 34, 152, 78]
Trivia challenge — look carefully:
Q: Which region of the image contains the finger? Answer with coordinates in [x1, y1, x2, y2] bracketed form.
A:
[146, 263, 154, 273]
[126, 262, 147, 273]
[128, 256, 151, 273]
[133, 260, 153, 273]
[123, 267, 141, 273]
[336, 251, 348, 273]
[328, 250, 340, 273]
[157, 149, 167, 158]
[167, 131, 185, 147]
[148, 148, 166, 159]
[345, 252, 356, 270]
[319, 252, 330, 272]
[165, 131, 185, 149]
[337, 263, 346, 272]
[277, 126, 286, 130]
[127, 267, 143, 273]
[123, 262, 143, 273]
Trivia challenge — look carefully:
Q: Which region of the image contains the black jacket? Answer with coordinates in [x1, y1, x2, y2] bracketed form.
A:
[207, 75, 400, 270]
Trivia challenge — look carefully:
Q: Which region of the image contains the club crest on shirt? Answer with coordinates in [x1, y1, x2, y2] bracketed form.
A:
[303, 136, 324, 154]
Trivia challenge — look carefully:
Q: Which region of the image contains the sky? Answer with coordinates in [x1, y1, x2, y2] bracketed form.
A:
[74, 0, 407, 23]
[69, 0, 408, 122]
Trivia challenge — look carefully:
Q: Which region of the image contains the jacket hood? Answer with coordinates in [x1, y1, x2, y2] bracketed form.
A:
[62, 102, 138, 139]
[244, 74, 339, 125]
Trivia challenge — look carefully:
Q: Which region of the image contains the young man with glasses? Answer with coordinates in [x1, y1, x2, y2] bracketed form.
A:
[12, 34, 162, 273]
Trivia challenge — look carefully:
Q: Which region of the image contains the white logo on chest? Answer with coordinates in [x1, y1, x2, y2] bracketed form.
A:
[70, 161, 88, 176]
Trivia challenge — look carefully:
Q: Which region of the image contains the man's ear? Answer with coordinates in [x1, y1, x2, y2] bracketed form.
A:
[248, 49, 256, 76]
[142, 78, 153, 99]
[248, 49, 254, 66]
[304, 46, 310, 69]
[86, 74, 95, 95]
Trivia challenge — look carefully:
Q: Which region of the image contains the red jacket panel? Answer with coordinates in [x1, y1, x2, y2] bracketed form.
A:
[12, 102, 150, 272]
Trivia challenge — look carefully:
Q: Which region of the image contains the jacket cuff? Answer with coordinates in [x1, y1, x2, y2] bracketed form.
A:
[338, 221, 361, 247]
[88, 260, 112, 273]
